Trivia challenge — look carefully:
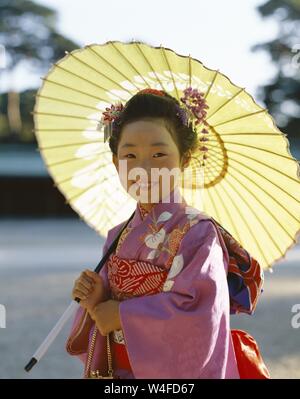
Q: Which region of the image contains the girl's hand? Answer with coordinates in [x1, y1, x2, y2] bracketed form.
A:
[72, 269, 109, 313]
[89, 300, 122, 336]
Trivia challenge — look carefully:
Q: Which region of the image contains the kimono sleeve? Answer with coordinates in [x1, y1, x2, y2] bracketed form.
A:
[65, 235, 111, 362]
[119, 219, 239, 379]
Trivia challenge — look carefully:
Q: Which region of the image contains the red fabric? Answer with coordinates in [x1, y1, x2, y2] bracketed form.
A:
[137, 88, 166, 97]
[112, 341, 132, 371]
[231, 329, 270, 379]
[107, 253, 168, 300]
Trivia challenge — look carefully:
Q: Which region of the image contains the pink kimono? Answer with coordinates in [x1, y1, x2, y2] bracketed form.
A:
[66, 186, 241, 379]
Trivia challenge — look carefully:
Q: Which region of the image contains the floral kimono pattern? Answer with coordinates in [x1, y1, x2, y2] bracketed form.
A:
[66, 186, 249, 379]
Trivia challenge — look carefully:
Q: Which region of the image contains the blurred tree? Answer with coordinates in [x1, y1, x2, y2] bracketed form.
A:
[252, 0, 300, 155]
[0, 0, 79, 142]
[0, 89, 35, 142]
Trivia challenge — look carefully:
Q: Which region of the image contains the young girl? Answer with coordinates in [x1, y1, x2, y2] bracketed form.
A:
[65, 89, 259, 379]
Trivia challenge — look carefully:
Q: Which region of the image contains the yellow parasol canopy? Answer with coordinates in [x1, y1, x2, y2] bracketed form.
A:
[33, 40, 300, 270]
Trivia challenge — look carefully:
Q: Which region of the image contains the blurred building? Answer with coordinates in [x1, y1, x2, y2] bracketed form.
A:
[0, 144, 76, 216]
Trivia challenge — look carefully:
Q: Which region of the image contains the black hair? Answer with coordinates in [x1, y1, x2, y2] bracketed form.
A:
[108, 91, 199, 160]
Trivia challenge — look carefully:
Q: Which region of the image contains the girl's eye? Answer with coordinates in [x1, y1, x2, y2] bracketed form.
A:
[123, 153, 166, 158]
[153, 153, 166, 158]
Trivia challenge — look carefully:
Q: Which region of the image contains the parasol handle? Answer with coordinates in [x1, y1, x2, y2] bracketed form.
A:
[24, 300, 80, 372]
[24, 210, 135, 373]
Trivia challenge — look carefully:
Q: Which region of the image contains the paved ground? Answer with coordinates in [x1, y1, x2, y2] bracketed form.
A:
[0, 218, 299, 379]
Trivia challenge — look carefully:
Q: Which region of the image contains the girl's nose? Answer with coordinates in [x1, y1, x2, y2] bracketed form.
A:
[137, 171, 151, 183]
[138, 162, 153, 178]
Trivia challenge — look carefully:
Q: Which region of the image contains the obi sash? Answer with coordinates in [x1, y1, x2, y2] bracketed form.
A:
[107, 253, 169, 373]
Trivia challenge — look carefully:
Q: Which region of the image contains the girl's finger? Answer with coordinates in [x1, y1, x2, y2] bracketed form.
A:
[84, 270, 103, 284]
[75, 282, 90, 296]
[78, 277, 94, 291]
[81, 272, 94, 284]
[72, 289, 88, 300]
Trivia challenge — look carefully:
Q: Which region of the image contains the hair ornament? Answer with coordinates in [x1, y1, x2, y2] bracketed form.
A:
[97, 102, 124, 142]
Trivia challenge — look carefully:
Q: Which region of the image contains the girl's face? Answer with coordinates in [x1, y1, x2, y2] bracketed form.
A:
[112, 119, 190, 207]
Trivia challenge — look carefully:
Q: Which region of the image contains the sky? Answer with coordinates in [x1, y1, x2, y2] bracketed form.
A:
[1, 0, 278, 103]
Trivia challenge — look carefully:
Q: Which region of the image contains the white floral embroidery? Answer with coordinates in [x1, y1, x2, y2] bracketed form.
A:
[167, 254, 184, 279]
[157, 211, 172, 224]
[185, 206, 201, 219]
[146, 249, 158, 260]
[162, 254, 185, 292]
[185, 206, 202, 228]
[145, 228, 166, 249]
[162, 280, 175, 292]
